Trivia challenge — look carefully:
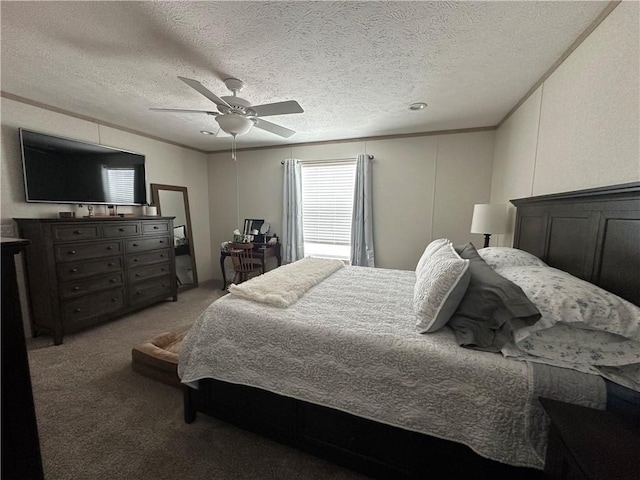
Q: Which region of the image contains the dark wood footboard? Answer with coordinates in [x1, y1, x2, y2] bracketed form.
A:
[184, 379, 544, 480]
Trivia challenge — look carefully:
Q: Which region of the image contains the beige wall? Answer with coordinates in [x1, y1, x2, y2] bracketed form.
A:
[490, 2, 640, 245]
[208, 130, 495, 277]
[0, 98, 214, 329]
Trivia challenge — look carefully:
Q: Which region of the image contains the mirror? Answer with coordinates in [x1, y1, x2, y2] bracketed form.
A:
[151, 184, 198, 291]
[243, 219, 264, 235]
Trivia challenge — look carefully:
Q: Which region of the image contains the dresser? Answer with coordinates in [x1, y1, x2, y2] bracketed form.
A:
[15, 217, 177, 345]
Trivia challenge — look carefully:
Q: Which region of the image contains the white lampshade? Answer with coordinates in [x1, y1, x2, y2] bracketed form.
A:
[470, 204, 509, 234]
[216, 114, 254, 136]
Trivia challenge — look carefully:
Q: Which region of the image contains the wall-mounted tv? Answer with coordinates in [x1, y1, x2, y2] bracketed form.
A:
[19, 128, 147, 206]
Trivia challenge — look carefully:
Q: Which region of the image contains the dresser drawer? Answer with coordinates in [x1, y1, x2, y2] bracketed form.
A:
[126, 236, 170, 254]
[103, 222, 140, 238]
[142, 222, 170, 235]
[62, 288, 125, 327]
[127, 249, 171, 268]
[128, 263, 171, 283]
[55, 240, 122, 262]
[129, 275, 172, 305]
[59, 273, 124, 299]
[57, 257, 123, 281]
[52, 224, 100, 242]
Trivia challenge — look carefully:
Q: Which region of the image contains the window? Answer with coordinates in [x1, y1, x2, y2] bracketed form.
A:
[301, 161, 356, 261]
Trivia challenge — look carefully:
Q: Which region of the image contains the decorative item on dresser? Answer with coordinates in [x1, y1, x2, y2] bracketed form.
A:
[15, 217, 178, 345]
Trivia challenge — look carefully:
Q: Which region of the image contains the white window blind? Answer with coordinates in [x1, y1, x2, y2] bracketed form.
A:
[301, 161, 356, 260]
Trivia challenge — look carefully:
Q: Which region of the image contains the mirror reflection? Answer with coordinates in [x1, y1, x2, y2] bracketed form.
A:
[151, 184, 198, 290]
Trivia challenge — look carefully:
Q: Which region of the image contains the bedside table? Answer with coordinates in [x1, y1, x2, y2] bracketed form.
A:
[540, 398, 640, 480]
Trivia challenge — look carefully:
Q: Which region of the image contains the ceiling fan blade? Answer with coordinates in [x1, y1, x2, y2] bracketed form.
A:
[178, 76, 230, 108]
[250, 100, 304, 117]
[150, 108, 218, 115]
[253, 118, 295, 138]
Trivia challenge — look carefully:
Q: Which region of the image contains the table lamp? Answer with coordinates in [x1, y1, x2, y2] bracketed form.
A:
[470, 204, 509, 248]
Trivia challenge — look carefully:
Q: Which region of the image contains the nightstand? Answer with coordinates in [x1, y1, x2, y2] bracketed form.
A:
[540, 397, 640, 480]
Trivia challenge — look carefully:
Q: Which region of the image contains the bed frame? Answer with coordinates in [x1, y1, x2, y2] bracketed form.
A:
[184, 182, 640, 479]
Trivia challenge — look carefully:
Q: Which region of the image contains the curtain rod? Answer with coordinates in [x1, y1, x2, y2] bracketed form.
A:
[280, 155, 373, 165]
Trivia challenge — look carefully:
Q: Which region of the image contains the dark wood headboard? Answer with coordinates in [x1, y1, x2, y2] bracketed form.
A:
[511, 182, 640, 306]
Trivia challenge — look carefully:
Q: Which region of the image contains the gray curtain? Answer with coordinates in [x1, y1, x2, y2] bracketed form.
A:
[282, 158, 305, 263]
[350, 154, 375, 266]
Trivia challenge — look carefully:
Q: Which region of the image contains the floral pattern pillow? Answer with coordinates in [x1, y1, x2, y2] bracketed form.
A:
[497, 265, 640, 368]
[477, 247, 546, 270]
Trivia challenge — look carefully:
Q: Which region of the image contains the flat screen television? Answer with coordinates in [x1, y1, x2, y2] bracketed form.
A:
[19, 128, 147, 205]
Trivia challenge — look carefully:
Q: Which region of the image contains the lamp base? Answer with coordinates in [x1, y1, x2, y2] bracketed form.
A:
[483, 234, 491, 248]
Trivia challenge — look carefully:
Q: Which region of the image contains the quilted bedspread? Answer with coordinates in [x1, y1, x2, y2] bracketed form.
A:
[179, 266, 605, 468]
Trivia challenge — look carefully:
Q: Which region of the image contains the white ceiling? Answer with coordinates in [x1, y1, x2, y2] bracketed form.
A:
[1, 1, 609, 152]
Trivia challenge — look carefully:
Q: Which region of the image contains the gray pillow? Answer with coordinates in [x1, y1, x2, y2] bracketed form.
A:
[449, 243, 540, 351]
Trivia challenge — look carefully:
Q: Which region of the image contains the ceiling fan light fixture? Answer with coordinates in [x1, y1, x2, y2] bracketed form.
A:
[216, 114, 253, 136]
[200, 130, 216, 135]
[409, 102, 428, 111]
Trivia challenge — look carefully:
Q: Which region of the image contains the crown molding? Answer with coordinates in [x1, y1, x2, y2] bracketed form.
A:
[207, 126, 497, 155]
[0, 91, 209, 154]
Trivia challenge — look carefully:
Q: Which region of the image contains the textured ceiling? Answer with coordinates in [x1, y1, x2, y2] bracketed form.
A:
[1, 1, 609, 152]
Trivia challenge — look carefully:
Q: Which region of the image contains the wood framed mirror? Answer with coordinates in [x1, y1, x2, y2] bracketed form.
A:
[151, 184, 198, 291]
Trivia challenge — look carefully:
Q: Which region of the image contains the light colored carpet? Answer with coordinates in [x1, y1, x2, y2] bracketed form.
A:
[26, 281, 368, 480]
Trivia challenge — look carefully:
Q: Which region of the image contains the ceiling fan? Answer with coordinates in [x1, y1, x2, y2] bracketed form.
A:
[151, 76, 304, 139]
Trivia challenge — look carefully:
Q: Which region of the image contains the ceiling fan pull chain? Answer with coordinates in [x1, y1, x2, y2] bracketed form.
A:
[232, 134, 237, 161]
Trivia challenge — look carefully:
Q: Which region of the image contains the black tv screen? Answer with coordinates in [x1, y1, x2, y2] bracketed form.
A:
[20, 129, 147, 205]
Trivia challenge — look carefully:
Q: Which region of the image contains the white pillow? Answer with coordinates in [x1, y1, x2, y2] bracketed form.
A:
[477, 247, 546, 270]
[415, 238, 451, 276]
[414, 244, 470, 333]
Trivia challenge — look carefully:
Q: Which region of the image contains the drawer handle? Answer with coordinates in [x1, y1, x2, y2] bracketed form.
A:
[159, 240, 164, 244]
[70, 268, 78, 273]
[107, 246, 114, 250]
[132, 243, 138, 247]
[74, 230, 83, 234]
[110, 278, 117, 283]
[153, 226, 159, 229]
[136, 291, 141, 296]
[111, 298, 119, 302]
[69, 250, 76, 255]
[108, 262, 116, 267]
[74, 308, 82, 313]
[161, 268, 165, 272]
[160, 254, 165, 258]
[73, 286, 80, 291]
[135, 273, 140, 277]
[119, 228, 125, 232]
[133, 258, 139, 262]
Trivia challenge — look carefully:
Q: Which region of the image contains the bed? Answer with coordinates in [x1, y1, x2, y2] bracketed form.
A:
[179, 182, 640, 479]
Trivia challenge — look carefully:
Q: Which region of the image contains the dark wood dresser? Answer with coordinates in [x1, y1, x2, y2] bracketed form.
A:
[15, 217, 177, 345]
